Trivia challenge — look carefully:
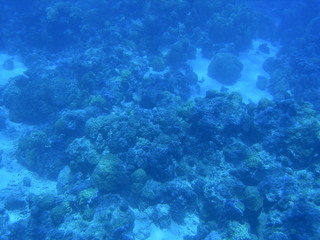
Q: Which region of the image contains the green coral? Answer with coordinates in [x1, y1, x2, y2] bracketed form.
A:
[91, 154, 126, 193]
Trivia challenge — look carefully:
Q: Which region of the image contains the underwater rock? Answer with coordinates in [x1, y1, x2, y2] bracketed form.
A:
[4, 194, 27, 211]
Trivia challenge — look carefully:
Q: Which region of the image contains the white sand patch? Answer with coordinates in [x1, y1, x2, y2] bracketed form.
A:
[133, 209, 199, 240]
[0, 168, 13, 189]
[0, 110, 56, 223]
[0, 166, 57, 194]
[0, 117, 56, 223]
[7, 209, 30, 224]
[1, 157, 56, 224]
[0, 120, 56, 194]
[189, 39, 279, 103]
[0, 53, 27, 86]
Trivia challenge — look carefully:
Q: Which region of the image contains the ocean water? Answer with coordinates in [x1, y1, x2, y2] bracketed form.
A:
[0, 1, 320, 240]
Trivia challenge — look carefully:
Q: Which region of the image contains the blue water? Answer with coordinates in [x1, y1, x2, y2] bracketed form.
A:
[0, 0, 320, 239]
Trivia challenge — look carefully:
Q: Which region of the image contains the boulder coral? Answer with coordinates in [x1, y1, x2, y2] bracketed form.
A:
[207, 53, 243, 85]
[242, 186, 263, 211]
[91, 154, 127, 193]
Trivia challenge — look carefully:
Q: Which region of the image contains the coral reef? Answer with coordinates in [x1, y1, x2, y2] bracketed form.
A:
[0, 0, 320, 239]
